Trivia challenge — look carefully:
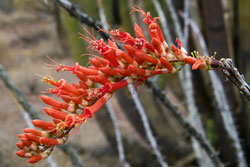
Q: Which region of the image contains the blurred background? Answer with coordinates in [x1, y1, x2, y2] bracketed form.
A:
[0, 0, 249, 167]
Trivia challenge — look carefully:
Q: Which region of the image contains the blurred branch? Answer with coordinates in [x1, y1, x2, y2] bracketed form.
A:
[54, 0, 109, 39]
[0, 65, 39, 119]
[0, 65, 84, 167]
[128, 85, 168, 167]
[145, 80, 224, 167]
[182, 0, 190, 46]
[111, 0, 121, 25]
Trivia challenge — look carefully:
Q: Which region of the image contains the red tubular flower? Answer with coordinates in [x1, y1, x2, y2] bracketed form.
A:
[134, 23, 146, 39]
[40, 95, 69, 110]
[44, 108, 68, 120]
[28, 155, 43, 163]
[31, 120, 55, 130]
[16, 7, 216, 164]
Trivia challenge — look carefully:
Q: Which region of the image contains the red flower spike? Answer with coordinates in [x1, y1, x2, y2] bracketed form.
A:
[23, 128, 42, 136]
[16, 7, 216, 164]
[44, 108, 68, 121]
[40, 95, 69, 110]
[31, 120, 55, 130]
[134, 23, 146, 39]
[28, 155, 43, 163]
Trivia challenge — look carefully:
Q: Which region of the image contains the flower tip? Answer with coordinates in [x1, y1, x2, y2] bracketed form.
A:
[27, 155, 43, 163]
[16, 150, 26, 157]
[16, 142, 24, 149]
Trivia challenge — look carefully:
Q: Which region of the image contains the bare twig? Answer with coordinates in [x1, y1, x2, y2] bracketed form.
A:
[0, 65, 84, 167]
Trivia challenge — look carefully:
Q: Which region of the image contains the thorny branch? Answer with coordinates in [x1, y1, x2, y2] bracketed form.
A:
[220, 59, 250, 101]
[0, 65, 84, 167]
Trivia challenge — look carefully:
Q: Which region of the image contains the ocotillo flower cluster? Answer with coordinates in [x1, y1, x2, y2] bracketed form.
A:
[16, 7, 218, 163]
